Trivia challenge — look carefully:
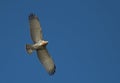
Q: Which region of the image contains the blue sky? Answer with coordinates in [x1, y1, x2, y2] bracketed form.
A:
[0, 0, 120, 83]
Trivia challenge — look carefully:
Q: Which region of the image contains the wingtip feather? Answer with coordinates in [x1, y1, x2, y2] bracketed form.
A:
[48, 65, 56, 76]
[29, 13, 39, 20]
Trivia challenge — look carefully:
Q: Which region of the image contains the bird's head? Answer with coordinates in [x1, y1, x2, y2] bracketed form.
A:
[41, 40, 48, 46]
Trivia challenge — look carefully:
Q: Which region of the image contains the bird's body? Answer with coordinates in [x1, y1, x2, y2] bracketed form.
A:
[26, 13, 56, 75]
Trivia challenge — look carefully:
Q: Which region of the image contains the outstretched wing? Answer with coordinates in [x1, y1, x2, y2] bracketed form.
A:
[36, 47, 56, 75]
[29, 13, 43, 43]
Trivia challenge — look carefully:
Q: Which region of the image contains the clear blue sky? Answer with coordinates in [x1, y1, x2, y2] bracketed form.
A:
[0, 0, 120, 83]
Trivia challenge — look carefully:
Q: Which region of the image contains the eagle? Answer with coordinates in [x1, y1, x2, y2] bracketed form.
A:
[26, 13, 56, 75]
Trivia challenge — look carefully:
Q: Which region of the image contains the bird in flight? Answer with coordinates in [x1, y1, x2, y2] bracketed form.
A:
[26, 13, 56, 75]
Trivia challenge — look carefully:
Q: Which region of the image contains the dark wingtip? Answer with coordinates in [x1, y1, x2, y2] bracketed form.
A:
[48, 65, 56, 76]
[29, 13, 38, 20]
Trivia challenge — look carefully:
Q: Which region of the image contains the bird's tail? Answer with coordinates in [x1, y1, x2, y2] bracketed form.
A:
[26, 44, 33, 54]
